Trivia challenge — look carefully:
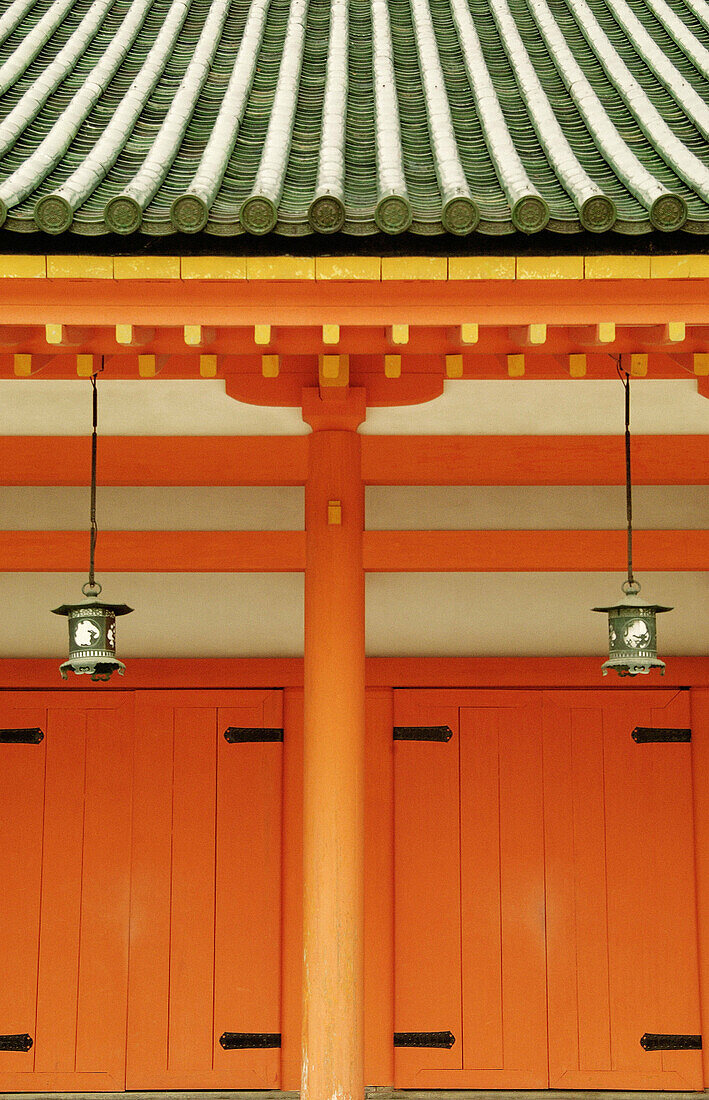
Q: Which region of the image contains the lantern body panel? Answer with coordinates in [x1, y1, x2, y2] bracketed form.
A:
[593, 594, 672, 678]
[52, 601, 133, 682]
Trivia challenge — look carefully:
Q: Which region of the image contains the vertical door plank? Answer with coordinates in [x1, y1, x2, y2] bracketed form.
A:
[75, 702, 133, 1083]
[0, 706, 47, 1078]
[497, 702, 547, 1081]
[364, 689, 395, 1087]
[280, 689, 304, 1091]
[394, 694, 462, 1083]
[126, 700, 175, 1084]
[571, 707, 612, 1074]
[33, 708, 87, 1074]
[459, 708, 503, 1069]
[654, 693, 702, 1086]
[543, 700, 580, 1084]
[213, 703, 283, 1086]
[167, 707, 217, 1075]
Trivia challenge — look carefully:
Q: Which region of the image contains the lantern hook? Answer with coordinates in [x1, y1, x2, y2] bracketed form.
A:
[86, 367, 103, 598]
[616, 358, 634, 591]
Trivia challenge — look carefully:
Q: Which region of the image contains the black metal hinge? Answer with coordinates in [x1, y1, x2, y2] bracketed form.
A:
[219, 1032, 281, 1049]
[0, 728, 44, 744]
[0, 1034, 33, 1051]
[632, 727, 691, 743]
[394, 1031, 455, 1048]
[223, 728, 284, 743]
[641, 1033, 701, 1051]
[393, 726, 453, 743]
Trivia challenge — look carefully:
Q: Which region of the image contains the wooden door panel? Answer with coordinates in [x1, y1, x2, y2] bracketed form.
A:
[127, 690, 282, 1090]
[0, 695, 133, 1092]
[544, 689, 703, 1091]
[393, 692, 462, 1084]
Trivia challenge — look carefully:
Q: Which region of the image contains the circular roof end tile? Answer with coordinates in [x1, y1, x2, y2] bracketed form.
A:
[308, 194, 346, 234]
[580, 194, 616, 233]
[34, 195, 72, 235]
[171, 194, 209, 234]
[240, 195, 278, 235]
[105, 196, 142, 235]
[512, 194, 549, 234]
[650, 193, 687, 232]
[375, 194, 413, 235]
[442, 196, 480, 236]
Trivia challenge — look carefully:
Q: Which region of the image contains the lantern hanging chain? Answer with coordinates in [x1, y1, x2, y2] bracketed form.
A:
[82, 362, 104, 599]
[88, 373, 98, 590]
[617, 360, 635, 592]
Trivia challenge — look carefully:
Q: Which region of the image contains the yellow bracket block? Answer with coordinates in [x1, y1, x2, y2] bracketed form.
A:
[446, 354, 463, 379]
[694, 353, 709, 376]
[630, 353, 648, 377]
[138, 354, 158, 378]
[13, 354, 32, 376]
[200, 355, 217, 378]
[322, 324, 340, 345]
[666, 322, 685, 343]
[460, 324, 478, 345]
[262, 355, 280, 378]
[319, 354, 349, 387]
[597, 322, 615, 344]
[328, 500, 342, 525]
[507, 354, 525, 377]
[388, 324, 409, 346]
[569, 354, 587, 378]
[384, 354, 401, 379]
[45, 324, 64, 345]
[254, 325, 271, 346]
[76, 354, 96, 377]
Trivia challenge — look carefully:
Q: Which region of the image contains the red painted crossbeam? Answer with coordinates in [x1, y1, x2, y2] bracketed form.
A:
[0, 435, 705, 485]
[0, 529, 705, 572]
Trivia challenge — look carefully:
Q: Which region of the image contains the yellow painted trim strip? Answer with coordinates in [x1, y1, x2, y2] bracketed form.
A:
[0, 254, 706, 281]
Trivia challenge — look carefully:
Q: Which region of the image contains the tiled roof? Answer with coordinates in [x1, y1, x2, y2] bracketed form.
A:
[1, 0, 709, 238]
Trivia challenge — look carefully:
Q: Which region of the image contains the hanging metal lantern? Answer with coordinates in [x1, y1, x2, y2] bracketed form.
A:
[52, 373, 133, 682]
[592, 363, 671, 676]
[593, 580, 672, 677]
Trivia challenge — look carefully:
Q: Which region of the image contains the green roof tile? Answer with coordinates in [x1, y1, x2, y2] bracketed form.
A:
[1, 0, 709, 236]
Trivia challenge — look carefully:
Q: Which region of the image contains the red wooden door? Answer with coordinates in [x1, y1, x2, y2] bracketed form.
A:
[394, 689, 547, 1088]
[0, 692, 133, 1092]
[544, 689, 703, 1090]
[127, 689, 283, 1089]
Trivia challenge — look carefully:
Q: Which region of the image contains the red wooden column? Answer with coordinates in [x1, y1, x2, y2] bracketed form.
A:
[301, 388, 367, 1100]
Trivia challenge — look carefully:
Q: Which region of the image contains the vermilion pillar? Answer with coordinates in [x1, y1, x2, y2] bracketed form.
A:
[692, 688, 709, 1084]
[302, 388, 366, 1100]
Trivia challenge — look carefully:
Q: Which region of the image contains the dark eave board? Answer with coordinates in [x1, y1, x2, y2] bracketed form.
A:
[1, 0, 709, 238]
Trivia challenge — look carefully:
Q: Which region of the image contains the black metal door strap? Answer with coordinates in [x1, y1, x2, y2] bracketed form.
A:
[0, 728, 44, 744]
[0, 1034, 33, 1051]
[393, 726, 453, 743]
[632, 727, 691, 743]
[223, 728, 284, 743]
[394, 1031, 456, 1048]
[641, 1033, 702, 1051]
[219, 1032, 281, 1049]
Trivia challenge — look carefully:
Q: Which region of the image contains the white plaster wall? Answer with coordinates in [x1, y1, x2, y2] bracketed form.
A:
[1, 570, 704, 659]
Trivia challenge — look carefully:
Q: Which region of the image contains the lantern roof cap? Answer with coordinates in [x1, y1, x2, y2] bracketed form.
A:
[0, 0, 708, 240]
[592, 592, 673, 614]
[51, 601, 134, 617]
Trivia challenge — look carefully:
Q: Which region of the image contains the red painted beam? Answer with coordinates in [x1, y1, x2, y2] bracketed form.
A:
[0, 436, 309, 485]
[363, 529, 709, 572]
[361, 435, 709, 485]
[0, 530, 306, 571]
[0, 434, 705, 486]
[0, 528, 705, 572]
[0, 656, 706, 689]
